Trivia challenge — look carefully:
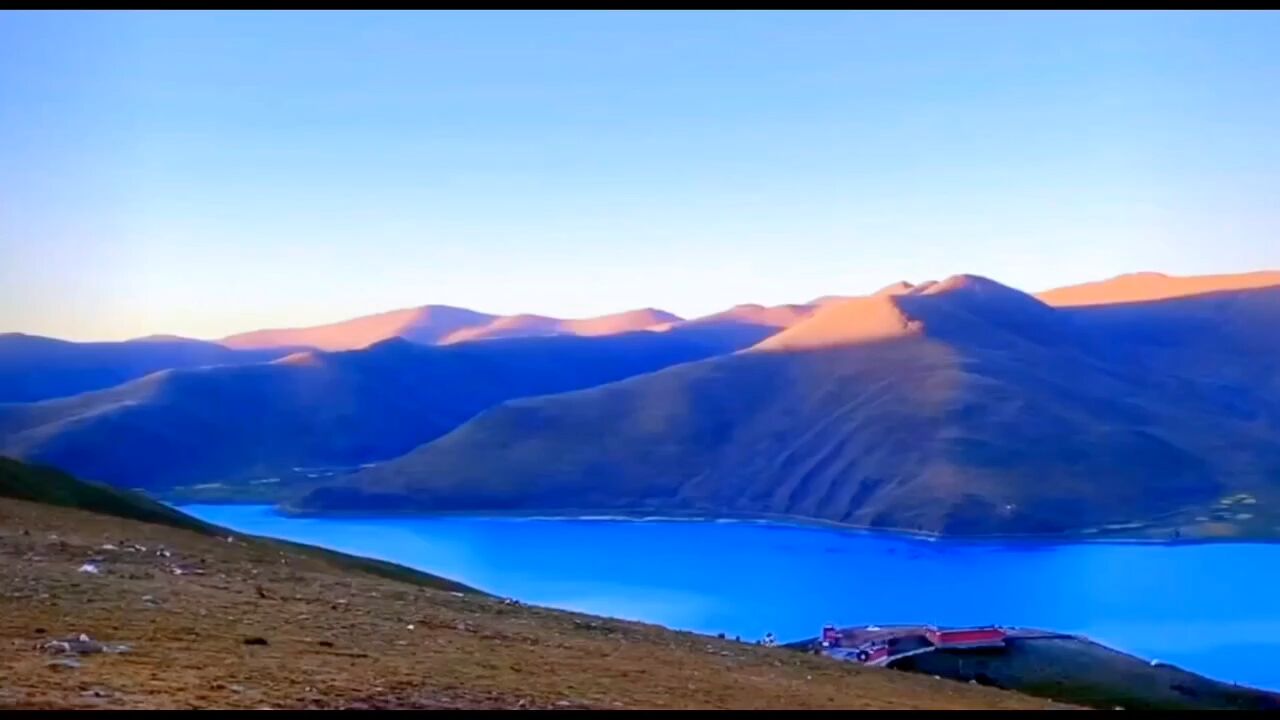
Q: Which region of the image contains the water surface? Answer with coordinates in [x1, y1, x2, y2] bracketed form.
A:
[180, 504, 1280, 691]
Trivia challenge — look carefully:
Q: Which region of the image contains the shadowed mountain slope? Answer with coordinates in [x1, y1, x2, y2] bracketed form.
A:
[298, 274, 1280, 537]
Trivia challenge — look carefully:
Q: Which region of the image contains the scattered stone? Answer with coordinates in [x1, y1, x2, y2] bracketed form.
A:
[554, 700, 571, 707]
[406, 624, 415, 630]
[42, 633, 132, 655]
[99, 544, 118, 551]
[155, 548, 171, 558]
[78, 562, 101, 575]
[243, 636, 270, 646]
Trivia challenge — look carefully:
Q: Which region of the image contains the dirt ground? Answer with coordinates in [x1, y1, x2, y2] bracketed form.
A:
[0, 498, 1070, 710]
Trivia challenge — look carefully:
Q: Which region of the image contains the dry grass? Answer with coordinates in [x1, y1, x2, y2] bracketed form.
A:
[0, 498, 1069, 710]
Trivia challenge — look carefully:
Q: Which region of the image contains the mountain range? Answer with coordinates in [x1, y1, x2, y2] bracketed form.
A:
[219, 305, 684, 350]
[292, 271, 1280, 537]
[4, 269, 1279, 538]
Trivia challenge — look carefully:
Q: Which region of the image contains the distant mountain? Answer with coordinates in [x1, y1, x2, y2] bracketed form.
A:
[0, 325, 774, 491]
[296, 274, 1280, 538]
[220, 305, 499, 351]
[0, 333, 296, 403]
[1037, 270, 1280, 307]
[220, 305, 684, 351]
[437, 308, 682, 345]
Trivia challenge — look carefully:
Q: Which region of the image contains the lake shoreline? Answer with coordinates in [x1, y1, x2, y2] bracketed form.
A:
[213, 502, 1280, 547]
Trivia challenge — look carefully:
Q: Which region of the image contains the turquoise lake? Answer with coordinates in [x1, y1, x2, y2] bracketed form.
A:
[180, 504, 1280, 691]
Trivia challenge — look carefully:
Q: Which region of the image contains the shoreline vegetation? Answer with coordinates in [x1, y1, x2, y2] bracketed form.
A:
[252, 504, 1280, 547]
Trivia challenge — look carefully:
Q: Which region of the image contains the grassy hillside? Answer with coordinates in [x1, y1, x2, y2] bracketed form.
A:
[297, 275, 1280, 538]
[0, 326, 775, 492]
[0, 456, 474, 594]
[0, 466, 1062, 710]
[889, 637, 1280, 711]
[0, 456, 214, 534]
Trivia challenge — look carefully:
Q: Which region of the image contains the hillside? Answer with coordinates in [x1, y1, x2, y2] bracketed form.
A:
[0, 334, 295, 403]
[296, 274, 1280, 538]
[0, 463, 1060, 710]
[0, 456, 475, 594]
[0, 326, 773, 492]
[220, 304, 683, 351]
[0, 456, 213, 534]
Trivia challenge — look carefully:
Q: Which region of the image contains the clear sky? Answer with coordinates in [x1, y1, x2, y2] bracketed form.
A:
[2, 10, 1278, 342]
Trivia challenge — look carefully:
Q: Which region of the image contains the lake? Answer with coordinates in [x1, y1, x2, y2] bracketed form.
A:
[180, 504, 1280, 691]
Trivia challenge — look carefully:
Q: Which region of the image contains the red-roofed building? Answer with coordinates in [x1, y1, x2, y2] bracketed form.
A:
[924, 626, 1007, 649]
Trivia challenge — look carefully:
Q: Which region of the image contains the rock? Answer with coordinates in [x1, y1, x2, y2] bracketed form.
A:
[316, 640, 335, 648]
[554, 700, 571, 707]
[243, 636, 270, 646]
[43, 633, 131, 655]
[406, 624, 415, 630]
[99, 544, 118, 551]
[78, 562, 101, 575]
[46, 657, 81, 670]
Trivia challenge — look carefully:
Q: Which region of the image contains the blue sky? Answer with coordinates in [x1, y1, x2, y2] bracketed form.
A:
[2, 10, 1278, 341]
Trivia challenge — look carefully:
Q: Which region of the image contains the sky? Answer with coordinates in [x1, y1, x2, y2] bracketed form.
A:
[2, 10, 1279, 342]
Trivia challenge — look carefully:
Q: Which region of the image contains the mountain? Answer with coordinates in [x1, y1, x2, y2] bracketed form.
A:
[0, 325, 774, 491]
[219, 305, 500, 351]
[436, 308, 682, 345]
[0, 333, 296, 403]
[220, 305, 683, 351]
[1037, 270, 1280, 307]
[296, 274, 1280, 538]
